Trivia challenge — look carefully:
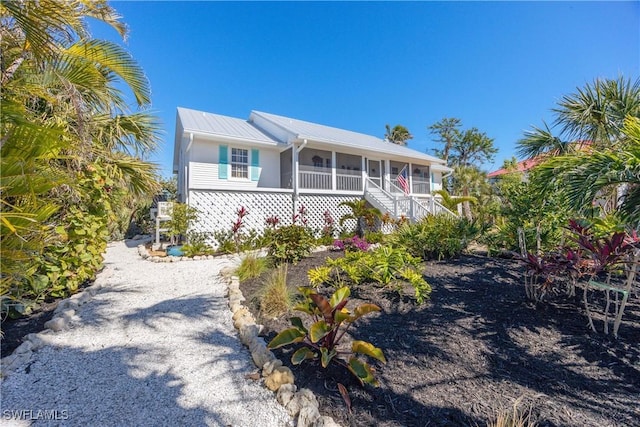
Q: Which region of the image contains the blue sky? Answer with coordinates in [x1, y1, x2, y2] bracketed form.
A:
[97, 1, 638, 178]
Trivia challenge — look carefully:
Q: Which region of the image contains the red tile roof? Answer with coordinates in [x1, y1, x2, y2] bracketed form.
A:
[487, 157, 542, 178]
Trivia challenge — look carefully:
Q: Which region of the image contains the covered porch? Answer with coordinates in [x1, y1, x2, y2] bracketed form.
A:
[280, 145, 443, 195]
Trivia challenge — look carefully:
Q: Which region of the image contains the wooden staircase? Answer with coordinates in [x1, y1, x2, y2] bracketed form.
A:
[363, 178, 457, 222]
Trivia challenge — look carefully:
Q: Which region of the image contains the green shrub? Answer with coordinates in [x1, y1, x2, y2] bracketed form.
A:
[259, 265, 294, 317]
[268, 224, 314, 266]
[364, 231, 384, 244]
[236, 255, 268, 281]
[318, 246, 431, 303]
[390, 214, 478, 260]
[182, 232, 214, 257]
[213, 230, 236, 254]
[166, 203, 199, 245]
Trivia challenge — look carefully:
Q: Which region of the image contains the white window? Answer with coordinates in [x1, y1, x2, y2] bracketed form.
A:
[231, 148, 248, 179]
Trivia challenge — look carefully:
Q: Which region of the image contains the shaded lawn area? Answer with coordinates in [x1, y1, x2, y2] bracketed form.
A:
[241, 252, 640, 427]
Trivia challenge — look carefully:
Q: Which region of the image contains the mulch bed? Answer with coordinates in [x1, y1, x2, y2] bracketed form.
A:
[240, 251, 640, 427]
[1, 300, 59, 358]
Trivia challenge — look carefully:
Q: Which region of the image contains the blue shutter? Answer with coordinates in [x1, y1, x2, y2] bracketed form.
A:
[219, 145, 228, 179]
[250, 149, 260, 181]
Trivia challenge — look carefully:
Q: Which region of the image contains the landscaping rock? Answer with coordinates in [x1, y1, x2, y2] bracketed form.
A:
[44, 317, 67, 332]
[25, 333, 46, 351]
[220, 266, 234, 276]
[264, 366, 295, 391]
[262, 359, 283, 377]
[297, 404, 321, 427]
[314, 416, 342, 427]
[232, 307, 250, 321]
[239, 324, 261, 346]
[14, 341, 33, 354]
[251, 349, 272, 369]
[78, 292, 93, 305]
[276, 383, 297, 406]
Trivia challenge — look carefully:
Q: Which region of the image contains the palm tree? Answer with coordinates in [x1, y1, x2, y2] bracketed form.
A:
[1, 1, 160, 304]
[518, 77, 640, 159]
[534, 116, 640, 227]
[450, 165, 488, 220]
[433, 189, 476, 214]
[338, 200, 382, 237]
[384, 124, 413, 146]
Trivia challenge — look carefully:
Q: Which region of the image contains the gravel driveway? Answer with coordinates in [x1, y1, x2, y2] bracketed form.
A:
[1, 241, 292, 426]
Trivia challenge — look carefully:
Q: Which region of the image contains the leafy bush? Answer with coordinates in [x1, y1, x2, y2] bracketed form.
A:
[390, 214, 478, 260]
[311, 246, 431, 303]
[181, 232, 214, 257]
[364, 231, 384, 244]
[166, 203, 199, 245]
[259, 266, 294, 317]
[236, 255, 268, 281]
[212, 230, 236, 254]
[268, 224, 314, 265]
[268, 286, 386, 386]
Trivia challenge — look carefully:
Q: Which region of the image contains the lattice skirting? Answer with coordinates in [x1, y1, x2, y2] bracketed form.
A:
[189, 190, 359, 245]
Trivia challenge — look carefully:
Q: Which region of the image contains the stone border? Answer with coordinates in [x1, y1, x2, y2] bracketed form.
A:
[221, 269, 340, 427]
[137, 245, 332, 263]
[0, 267, 113, 378]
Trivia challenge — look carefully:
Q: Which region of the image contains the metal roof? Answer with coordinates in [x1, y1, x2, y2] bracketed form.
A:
[251, 111, 448, 165]
[175, 107, 451, 170]
[177, 107, 280, 145]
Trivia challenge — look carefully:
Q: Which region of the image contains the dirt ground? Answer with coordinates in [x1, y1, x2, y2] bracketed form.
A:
[240, 251, 640, 427]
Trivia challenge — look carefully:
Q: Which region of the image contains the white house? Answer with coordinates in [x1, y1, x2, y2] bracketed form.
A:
[174, 107, 454, 238]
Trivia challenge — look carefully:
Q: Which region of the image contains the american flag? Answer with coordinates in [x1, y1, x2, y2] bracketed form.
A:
[397, 165, 410, 195]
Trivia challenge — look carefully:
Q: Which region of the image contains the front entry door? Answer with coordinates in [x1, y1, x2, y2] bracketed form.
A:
[367, 159, 381, 187]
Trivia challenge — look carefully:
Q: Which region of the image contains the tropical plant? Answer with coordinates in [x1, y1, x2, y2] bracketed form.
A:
[338, 199, 381, 238]
[323, 247, 431, 303]
[384, 124, 413, 146]
[268, 224, 314, 265]
[390, 214, 478, 260]
[518, 77, 640, 159]
[533, 116, 640, 227]
[268, 286, 386, 386]
[181, 232, 214, 257]
[487, 169, 572, 255]
[333, 236, 370, 252]
[433, 189, 476, 213]
[318, 210, 336, 245]
[1, 1, 160, 312]
[165, 203, 199, 245]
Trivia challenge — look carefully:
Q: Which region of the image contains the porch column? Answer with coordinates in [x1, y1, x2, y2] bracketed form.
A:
[361, 156, 366, 191]
[331, 151, 336, 191]
[408, 162, 413, 195]
[384, 160, 390, 191]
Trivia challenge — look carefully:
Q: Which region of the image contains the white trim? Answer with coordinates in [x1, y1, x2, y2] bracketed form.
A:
[299, 189, 363, 196]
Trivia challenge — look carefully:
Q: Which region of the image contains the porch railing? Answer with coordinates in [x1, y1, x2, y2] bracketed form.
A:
[299, 170, 331, 190]
[337, 173, 362, 191]
[412, 180, 430, 194]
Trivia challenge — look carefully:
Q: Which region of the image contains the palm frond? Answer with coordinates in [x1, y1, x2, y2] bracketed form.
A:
[65, 40, 151, 106]
[517, 122, 569, 159]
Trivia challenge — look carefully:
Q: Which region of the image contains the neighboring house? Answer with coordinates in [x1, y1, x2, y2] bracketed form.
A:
[174, 107, 454, 239]
[487, 157, 541, 183]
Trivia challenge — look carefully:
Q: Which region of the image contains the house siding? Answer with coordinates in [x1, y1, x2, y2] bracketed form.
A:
[188, 139, 281, 190]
